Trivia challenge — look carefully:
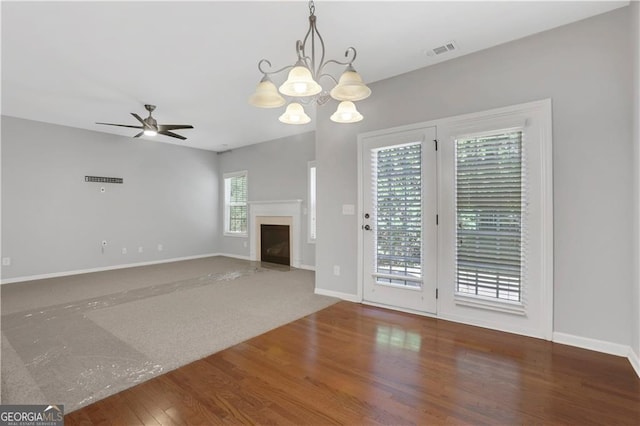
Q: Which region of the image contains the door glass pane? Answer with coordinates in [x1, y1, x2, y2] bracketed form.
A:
[373, 142, 422, 288]
[455, 131, 523, 301]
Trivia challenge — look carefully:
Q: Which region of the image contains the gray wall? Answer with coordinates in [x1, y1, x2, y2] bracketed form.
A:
[217, 131, 316, 267]
[632, 0, 640, 360]
[316, 7, 634, 346]
[1, 116, 219, 280]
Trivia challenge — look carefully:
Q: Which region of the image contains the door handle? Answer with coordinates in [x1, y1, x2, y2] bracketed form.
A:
[362, 224, 371, 231]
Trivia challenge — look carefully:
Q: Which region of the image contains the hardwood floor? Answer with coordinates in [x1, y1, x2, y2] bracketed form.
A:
[66, 301, 640, 425]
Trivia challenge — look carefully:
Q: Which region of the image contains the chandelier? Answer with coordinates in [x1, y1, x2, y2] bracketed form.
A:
[248, 0, 371, 125]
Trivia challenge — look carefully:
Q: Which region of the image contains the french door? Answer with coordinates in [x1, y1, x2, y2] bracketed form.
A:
[360, 126, 437, 314]
[357, 100, 552, 339]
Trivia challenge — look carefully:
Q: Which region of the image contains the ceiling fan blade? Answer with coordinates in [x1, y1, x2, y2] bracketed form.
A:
[158, 124, 194, 131]
[159, 130, 187, 140]
[133, 131, 144, 138]
[131, 113, 145, 124]
[96, 122, 143, 129]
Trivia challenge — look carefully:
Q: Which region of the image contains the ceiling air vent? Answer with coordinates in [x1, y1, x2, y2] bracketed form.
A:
[426, 41, 458, 57]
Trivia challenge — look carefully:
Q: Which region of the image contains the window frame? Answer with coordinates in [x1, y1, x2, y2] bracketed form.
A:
[223, 170, 248, 237]
[308, 161, 317, 243]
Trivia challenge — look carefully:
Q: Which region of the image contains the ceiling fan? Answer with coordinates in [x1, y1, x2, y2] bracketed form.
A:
[96, 104, 193, 140]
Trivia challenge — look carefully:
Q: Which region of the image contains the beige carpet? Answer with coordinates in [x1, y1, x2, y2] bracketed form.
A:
[0, 256, 337, 412]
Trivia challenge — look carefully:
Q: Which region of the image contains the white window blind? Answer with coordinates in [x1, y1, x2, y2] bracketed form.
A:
[455, 131, 524, 302]
[373, 142, 422, 288]
[224, 172, 247, 235]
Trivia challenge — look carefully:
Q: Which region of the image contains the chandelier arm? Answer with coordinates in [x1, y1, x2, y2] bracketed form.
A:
[312, 18, 327, 78]
[317, 47, 358, 75]
[301, 21, 314, 64]
[257, 59, 295, 76]
[296, 40, 312, 71]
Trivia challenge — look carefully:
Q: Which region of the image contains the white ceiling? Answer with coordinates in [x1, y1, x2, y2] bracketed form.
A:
[1, 1, 627, 152]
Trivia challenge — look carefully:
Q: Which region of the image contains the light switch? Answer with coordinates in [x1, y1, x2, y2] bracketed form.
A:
[342, 204, 355, 215]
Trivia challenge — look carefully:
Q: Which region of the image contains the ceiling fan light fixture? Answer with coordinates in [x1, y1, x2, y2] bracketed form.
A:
[330, 66, 372, 101]
[249, 76, 286, 108]
[96, 104, 193, 140]
[279, 103, 311, 125]
[330, 101, 363, 123]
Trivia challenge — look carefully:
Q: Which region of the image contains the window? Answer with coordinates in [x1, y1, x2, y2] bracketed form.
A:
[374, 142, 422, 288]
[308, 162, 317, 242]
[224, 171, 248, 236]
[455, 131, 523, 302]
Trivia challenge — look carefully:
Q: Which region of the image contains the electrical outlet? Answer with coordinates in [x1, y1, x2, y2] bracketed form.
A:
[333, 265, 340, 276]
[138, 246, 143, 253]
[122, 248, 127, 255]
[157, 244, 163, 252]
[2, 257, 11, 266]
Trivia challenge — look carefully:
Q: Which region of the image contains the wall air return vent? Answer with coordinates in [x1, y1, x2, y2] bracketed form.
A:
[85, 176, 123, 184]
[426, 41, 458, 57]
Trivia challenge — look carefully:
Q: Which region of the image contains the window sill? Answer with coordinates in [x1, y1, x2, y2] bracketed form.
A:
[454, 293, 526, 316]
[224, 232, 247, 238]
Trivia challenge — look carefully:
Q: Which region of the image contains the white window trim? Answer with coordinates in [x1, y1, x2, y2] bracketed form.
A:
[223, 170, 248, 237]
[308, 161, 317, 244]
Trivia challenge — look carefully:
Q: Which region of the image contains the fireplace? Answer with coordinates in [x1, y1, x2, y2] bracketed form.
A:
[260, 224, 290, 265]
[249, 200, 302, 268]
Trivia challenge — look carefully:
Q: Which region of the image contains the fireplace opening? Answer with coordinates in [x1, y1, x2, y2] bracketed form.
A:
[260, 224, 290, 265]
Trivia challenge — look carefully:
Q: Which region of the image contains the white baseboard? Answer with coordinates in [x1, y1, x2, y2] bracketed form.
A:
[314, 288, 360, 302]
[298, 264, 315, 271]
[552, 332, 630, 357]
[0, 253, 220, 285]
[628, 347, 640, 378]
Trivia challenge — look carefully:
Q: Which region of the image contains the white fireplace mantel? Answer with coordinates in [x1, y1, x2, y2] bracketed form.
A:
[249, 200, 302, 268]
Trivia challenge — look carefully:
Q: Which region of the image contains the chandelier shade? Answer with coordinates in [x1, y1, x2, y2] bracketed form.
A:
[249, 77, 286, 108]
[279, 103, 311, 125]
[279, 64, 323, 97]
[330, 101, 363, 123]
[330, 66, 372, 102]
[250, 0, 370, 125]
